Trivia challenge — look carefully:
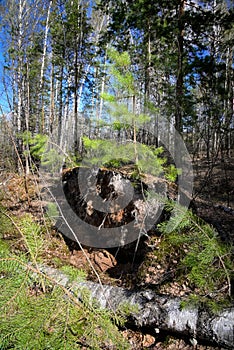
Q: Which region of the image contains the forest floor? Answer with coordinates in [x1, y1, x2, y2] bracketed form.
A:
[0, 155, 233, 349]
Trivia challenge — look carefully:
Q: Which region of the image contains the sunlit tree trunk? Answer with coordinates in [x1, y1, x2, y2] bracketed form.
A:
[57, 63, 64, 146]
[175, 0, 185, 134]
[36, 0, 52, 133]
[16, 0, 25, 135]
[49, 58, 55, 135]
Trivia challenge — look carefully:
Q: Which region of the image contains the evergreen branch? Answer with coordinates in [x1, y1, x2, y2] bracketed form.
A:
[159, 202, 233, 300]
[0, 209, 46, 293]
[3, 270, 30, 308]
[189, 215, 232, 298]
[177, 205, 232, 298]
[0, 256, 82, 309]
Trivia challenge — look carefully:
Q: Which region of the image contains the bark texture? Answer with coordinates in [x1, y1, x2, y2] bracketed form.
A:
[40, 265, 234, 349]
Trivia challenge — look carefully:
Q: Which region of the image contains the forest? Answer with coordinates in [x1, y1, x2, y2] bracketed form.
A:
[0, 0, 233, 349]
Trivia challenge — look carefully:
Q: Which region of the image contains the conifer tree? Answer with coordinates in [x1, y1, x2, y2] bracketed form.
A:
[83, 47, 178, 181]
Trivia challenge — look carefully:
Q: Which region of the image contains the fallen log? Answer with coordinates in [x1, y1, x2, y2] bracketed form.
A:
[39, 265, 234, 349]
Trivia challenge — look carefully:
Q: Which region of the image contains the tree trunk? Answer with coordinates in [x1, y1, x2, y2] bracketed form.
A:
[49, 58, 55, 134]
[57, 63, 64, 146]
[37, 0, 52, 133]
[73, 43, 79, 153]
[175, 0, 185, 134]
[39, 265, 234, 349]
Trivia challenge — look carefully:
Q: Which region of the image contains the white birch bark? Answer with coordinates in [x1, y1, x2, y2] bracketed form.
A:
[37, 0, 52, 132]
[38, 265, 234, 350]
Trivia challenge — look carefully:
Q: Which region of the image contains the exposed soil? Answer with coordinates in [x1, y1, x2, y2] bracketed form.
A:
[0, 156, 233, 349]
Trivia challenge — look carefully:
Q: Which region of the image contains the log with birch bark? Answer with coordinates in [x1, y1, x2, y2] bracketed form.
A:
[40, 265, 234, 349]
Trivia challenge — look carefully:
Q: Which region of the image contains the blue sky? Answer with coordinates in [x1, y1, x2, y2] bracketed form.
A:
[0, 34, 11, 114]
[0, 6, 5, 114]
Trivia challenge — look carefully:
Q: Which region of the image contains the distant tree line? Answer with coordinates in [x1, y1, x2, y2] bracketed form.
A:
[0, 0, 233, 170]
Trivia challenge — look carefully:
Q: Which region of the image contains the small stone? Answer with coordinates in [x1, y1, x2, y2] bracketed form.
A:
[189, 337, 198, 347]
[142, 334, 155, 348]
